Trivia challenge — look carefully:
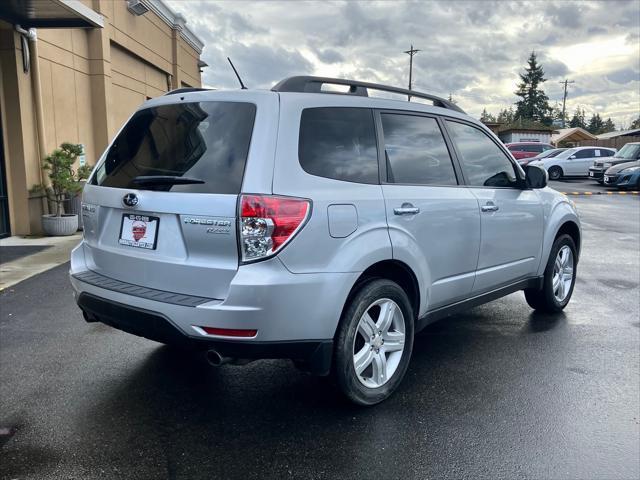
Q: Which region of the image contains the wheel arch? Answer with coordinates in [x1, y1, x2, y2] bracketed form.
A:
[338, 260, 421, 333]
[555, 220, 581, 257]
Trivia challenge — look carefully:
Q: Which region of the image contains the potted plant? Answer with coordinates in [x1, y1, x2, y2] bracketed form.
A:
[69, 162, 93, 230]
[41, 143, 84, 236]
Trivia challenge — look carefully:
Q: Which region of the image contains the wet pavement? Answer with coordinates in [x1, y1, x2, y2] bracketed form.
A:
[0, 195, 638, 480]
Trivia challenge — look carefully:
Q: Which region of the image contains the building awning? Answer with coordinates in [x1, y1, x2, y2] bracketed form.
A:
[0, 0, 104, 28]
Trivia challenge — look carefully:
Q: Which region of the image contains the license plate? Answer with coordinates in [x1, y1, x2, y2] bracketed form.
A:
[589, 171, 594, 177]
[119, 214, 159, 250]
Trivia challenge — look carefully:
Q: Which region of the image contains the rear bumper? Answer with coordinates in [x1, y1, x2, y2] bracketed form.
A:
[70, 241, 359, 374]
[78, 292, 333, 374]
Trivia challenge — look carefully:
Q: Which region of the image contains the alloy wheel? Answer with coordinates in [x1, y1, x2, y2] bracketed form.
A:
[352, 298, 405, 388]
[553, 245, 574, 302]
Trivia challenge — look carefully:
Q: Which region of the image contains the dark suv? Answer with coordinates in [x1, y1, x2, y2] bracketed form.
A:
[589, 143, 640, 183]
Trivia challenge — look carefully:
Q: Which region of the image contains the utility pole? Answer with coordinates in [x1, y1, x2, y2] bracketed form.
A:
[404, 45, 420, 101]
[559, 79, 575, 128]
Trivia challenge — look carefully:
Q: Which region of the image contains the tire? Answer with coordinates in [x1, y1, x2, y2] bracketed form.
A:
[548, 166, 563, 181]
[334, 279, 415, 406]
[525, 234, 577, 313]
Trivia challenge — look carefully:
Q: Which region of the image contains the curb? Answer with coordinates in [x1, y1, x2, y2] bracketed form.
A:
[560, 191, 639, 196]
[0, 234, 81, 291]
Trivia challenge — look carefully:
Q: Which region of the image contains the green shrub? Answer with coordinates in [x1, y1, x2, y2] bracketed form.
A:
[42, 143, 85, 217]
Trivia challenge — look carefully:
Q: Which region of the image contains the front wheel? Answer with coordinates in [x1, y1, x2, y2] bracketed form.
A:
[525, 234, 577, 313]
[548, 166, 563, 181]
[334, 279, 414, 406]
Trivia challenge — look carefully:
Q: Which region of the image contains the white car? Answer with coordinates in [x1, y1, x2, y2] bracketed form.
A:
[528, 146, 617, 180]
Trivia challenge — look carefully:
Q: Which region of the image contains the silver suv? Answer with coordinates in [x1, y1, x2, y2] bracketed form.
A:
[71, 77, 581, 405]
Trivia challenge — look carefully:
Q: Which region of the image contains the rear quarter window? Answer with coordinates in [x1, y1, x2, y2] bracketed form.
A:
[299, 107, 379, 184]
[92, 101, 256, 194]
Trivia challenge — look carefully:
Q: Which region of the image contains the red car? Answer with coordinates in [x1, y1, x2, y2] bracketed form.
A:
[506, 142, 554, 161]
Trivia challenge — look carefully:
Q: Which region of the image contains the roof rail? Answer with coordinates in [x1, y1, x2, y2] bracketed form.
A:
[164, 87, 211, 96]
[272, 76, 465, 114]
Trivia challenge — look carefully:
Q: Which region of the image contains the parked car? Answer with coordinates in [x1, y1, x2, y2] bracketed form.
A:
[505, 142, 554, 161]
[528, 146, 616, 180]
[70, 77, 581, 405]
[603, 160, 640, 189]
[519, 147, 568, 167]
[589, 142, 640, 183]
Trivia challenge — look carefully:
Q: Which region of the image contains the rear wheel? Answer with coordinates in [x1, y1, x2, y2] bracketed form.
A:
[548, 166, 563, 181]
[525, 234, 577, 313]
[334, 279, 414, 405]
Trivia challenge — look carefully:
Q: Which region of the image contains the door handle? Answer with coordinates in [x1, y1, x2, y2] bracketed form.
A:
[394, 203, 420, 216]
[481, 202, 499, 212]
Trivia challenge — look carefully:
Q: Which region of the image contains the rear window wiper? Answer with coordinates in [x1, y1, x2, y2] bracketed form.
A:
[131, 175, 205, 186]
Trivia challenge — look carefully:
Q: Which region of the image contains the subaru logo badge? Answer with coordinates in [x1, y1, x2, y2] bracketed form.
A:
[123, 193, 138, 207]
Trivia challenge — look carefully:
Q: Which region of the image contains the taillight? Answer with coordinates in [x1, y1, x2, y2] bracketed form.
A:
[239, 194, 311, 262]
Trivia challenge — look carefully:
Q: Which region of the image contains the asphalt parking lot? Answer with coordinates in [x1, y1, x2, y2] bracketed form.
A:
[1, 192, 638, 480]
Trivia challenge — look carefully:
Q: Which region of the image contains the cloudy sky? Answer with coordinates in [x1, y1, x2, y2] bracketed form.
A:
[168, 0, 640, 128]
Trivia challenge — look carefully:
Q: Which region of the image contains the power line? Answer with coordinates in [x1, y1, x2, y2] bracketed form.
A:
[404, 44, 420, 101]
[559, 79, 575, 128]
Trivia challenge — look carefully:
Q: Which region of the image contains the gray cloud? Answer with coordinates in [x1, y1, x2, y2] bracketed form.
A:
[169, 0, 640, 126]
[607, 68, 640, 85]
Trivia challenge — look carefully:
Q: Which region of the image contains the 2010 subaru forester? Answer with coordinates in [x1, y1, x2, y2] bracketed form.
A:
[71, 77, 581, 405]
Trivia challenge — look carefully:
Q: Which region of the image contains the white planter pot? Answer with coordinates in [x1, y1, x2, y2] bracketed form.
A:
[41, 214, 78, 236]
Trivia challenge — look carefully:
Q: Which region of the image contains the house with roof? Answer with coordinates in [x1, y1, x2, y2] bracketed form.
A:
[551, 128, 597, 147]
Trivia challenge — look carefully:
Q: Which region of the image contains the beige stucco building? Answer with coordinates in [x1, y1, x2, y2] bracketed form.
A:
[0, 0, 205, 237]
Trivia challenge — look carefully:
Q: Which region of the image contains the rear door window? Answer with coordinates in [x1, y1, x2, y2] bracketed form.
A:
[381, 113, 457, 185]
[93, 101, 256, 193]
[299, 107, 379, 184]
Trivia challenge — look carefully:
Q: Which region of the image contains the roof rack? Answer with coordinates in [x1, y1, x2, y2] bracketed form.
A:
[164, 87, 211, 96]
[272, 76, 465, 114]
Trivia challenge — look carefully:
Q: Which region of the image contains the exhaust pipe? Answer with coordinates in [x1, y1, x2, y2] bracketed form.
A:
[205, 350, 254, 367]
[206, 349, 233, 367]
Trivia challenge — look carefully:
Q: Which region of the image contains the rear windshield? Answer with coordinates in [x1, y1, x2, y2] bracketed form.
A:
[92, 101, 256, 193]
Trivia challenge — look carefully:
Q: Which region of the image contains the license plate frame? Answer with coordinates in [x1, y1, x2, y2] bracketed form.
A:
[118, 214, 160, 250]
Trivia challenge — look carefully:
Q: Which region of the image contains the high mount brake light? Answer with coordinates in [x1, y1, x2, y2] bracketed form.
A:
[239, 194, 311, 262]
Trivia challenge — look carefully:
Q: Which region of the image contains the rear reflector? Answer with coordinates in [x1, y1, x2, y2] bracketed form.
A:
[200, 326, 258, 338]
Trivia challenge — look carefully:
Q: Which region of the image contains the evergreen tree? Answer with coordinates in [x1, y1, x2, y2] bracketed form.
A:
[587, 113, 605, 134]
[514, 52, 552, 125]
[480, 108, 496, 123]
[602, 117, 616, 134]
[496, 107, 515, 124]
[630, 116, 640, 130]
[569, 107, 587, 129]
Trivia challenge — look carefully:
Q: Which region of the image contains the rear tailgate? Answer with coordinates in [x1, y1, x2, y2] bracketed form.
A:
[81, 92, 278, 300]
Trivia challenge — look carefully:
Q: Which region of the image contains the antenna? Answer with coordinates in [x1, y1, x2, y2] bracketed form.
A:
[227, 57, 247, 90]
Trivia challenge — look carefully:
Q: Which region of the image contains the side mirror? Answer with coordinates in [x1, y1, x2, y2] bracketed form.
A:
[525, 164, 548, 189]
[569, 155, 576, 159]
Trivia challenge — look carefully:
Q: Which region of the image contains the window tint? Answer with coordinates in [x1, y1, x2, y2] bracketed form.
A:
[602, 149, 615, 157]
[446, 121, 518, 188]
[299, 108, 378, 184]
[520, 145, 541, 153]
[93, 102, 256, 193]
[574, 149, 595, 159]
[381, 114, 457, 185]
